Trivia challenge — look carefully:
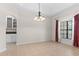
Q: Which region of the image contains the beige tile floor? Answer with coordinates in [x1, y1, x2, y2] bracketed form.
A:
[0, 41, 79, 56]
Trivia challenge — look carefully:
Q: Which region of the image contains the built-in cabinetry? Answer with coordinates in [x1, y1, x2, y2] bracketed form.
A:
[6, 16, 17, 43]
[6, 16, 17, 34]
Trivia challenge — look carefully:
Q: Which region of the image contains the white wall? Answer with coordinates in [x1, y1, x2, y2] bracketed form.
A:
[52, 4, 79, 45]
[16, 7, 52, 45]
[0, 15, 6, 52]
[51, 19, 56, 42]
[0, 3, 18, 52]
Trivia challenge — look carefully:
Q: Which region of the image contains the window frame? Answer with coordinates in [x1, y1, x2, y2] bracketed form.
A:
[60, 19, 72, 39]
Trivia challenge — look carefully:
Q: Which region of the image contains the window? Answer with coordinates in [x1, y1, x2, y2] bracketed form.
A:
[60, 19, 72, 39]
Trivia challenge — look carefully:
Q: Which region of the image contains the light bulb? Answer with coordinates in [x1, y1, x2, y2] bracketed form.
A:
[34, 17, 38, 20]
[34, 16, 45, 21]
[40, 16, 45, 21]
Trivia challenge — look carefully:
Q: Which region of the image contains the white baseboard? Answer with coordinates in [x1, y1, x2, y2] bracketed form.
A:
[16, 40, 51, 45]
[0, 48, 7, 53]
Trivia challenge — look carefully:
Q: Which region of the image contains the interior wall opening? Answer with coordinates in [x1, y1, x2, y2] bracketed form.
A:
[6, 16, 17, 45]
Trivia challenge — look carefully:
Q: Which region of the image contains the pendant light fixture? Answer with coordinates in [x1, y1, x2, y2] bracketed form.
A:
[34, 3, 45, 21]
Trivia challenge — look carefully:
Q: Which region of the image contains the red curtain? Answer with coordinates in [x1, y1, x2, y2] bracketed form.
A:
[55, 20, 58, 42]
[74, 14, 79, 47]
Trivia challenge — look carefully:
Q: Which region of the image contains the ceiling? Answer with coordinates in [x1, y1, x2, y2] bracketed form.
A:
[18, 3, 76, 16]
